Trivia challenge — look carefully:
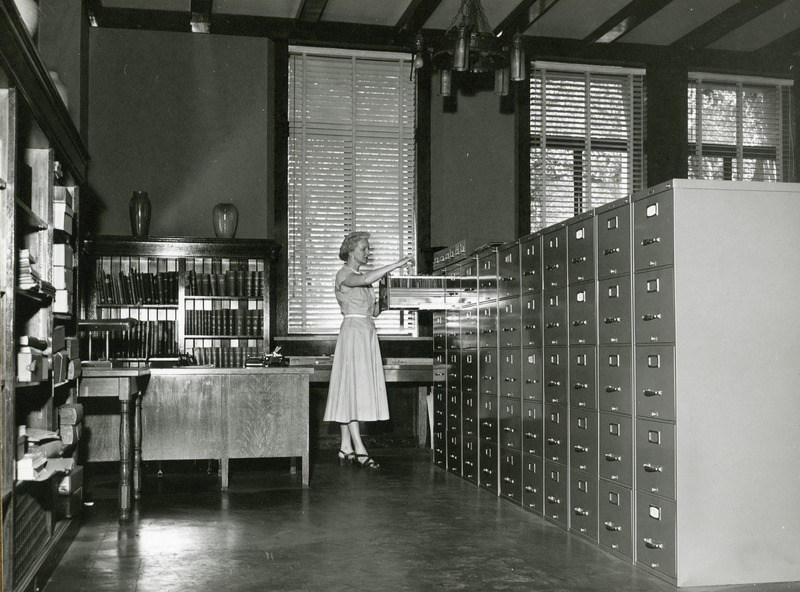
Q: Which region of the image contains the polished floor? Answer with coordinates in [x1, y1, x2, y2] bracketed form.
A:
[44, 451, 800, 592]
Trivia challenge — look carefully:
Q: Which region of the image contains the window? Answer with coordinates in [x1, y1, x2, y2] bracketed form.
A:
[529, 62, 646, 231]
[688, 73, 793, 182]
[287, 47, 417, 335]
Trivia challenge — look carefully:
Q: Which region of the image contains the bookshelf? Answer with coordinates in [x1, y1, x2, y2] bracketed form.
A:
[1, 1, 90, 588]
[82, 236, 280, 367]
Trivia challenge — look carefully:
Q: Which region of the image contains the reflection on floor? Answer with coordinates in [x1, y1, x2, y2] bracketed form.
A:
[43, 451, 800, 592]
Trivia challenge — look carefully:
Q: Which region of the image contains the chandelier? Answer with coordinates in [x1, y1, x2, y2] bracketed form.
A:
[414, 0, 526, 97]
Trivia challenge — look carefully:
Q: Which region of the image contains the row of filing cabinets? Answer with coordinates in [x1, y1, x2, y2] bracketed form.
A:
[431, 179, 800, 588]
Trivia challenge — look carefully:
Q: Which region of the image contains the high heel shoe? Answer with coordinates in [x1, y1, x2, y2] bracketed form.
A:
[338, 449, 355, 466]
[354, 454, 380, 470]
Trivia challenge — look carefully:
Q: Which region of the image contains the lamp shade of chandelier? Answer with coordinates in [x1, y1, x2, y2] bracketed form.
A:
[417, 0, 526, 97]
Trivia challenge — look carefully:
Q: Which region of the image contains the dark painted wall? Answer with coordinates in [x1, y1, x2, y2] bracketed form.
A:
[87, 29, 272, 239]
[429, 76, 518, 248]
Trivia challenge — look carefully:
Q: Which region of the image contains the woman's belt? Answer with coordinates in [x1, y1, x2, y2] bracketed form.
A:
[343, 314, 369, 318]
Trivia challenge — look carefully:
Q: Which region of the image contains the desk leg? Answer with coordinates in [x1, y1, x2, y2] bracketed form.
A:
[417, 386, 430, 448]
[119, 399, 132, 521]
[133, 394, 142, 500]
[220, 457, 229, 490]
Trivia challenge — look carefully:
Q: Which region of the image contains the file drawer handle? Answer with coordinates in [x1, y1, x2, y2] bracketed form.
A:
[574, 445, 589, 453]
[604, 521, 622, 532]
[524, 432, 537, 439]
[546, 322, 560, 328]
[481, 329, 496, 334]
[502, 327, 517, 332]
[500, 276, 515, 282]
[573, 507, 589, 516]
[644, 538, 664, 550]
[573, 383, 588, 390]
[524, 485, 535, 492]
[603, 247, 620, 255]
[525, 379, 538, 384]
[524, 324, 536, 330]
[571, 256, 587, 264]
[503, 427, 515, 433]
[642, 313, 662, 321]
[523, 270, 537, 277]
[641, 237, 661, 246]
[605, 386, 622, 393]
[546, 438, 561, 445]
[504, 377, 517, 382]
[643, 389, 662, 397]
[605, 453, 622, 462]
[604, 317, 621, 324]
[546, 264, 560, 270]
[546, 495, 561, 504]
[548, 381, 561, 387]
[643, 463, 663, 473]
[572, 320, 588, 327]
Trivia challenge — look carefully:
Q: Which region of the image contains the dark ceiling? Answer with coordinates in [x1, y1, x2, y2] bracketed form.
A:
[86, 0, 800, 75]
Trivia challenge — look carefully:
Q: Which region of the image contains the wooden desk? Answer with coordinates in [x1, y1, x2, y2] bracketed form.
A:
[79, 367, 150, 521]
[81, 367, 312, 489]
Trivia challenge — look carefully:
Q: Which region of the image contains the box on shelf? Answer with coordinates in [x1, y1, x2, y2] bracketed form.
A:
[55, 487, 82, 519]
[57, 466, 83, 495]
[54, 186, 74, 208]
[52, 325, 66, 352]
[53, 266, 73, 290]
[52, 351, 69, 383]
[53, 201, 73, 233]
[67, 358, 81, 380]
[16, 449, 47, 481]
[65, 336, 80, 359]
[17, 350, 46, 382]
[53, 243, 74, 268]
[54, 289, 72, 313]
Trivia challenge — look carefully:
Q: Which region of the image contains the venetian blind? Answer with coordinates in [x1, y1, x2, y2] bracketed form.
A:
[288, 47, 417, 335]
[688, 73, 793, 182]
[529, 62, 646, 231]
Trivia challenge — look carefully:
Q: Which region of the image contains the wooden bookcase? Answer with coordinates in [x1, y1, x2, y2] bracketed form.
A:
[1, 1, 90, 589]
[82, 236, 280, 366]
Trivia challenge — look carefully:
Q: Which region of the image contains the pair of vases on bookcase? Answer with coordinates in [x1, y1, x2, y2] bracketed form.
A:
[128, 191, 239, 239]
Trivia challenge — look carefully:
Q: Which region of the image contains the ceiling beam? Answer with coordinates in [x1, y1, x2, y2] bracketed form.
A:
[670, 0, 786, 52]
[754, 27, 800, 60]
[494, 0, 560, 37]
[395, 0, 443, 38]
[296, 0, 329, 24]
[583, 0, 672, 44]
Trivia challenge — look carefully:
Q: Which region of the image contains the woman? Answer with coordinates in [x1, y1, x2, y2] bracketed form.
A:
[323, 231, 414, 469]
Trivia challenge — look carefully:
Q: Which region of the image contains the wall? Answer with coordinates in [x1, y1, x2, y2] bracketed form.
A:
[429, 74, 518, 249]
[87, 29, 272, 239]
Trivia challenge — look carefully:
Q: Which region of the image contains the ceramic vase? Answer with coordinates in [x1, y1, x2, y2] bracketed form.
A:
[129, 191, 151, 237]
[212, 203, 239, 239]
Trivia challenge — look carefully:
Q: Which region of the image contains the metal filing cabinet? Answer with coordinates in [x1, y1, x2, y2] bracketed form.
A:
[432, 180, 800, 589]
[477, 247, 499, 493]
[595, 197, 635, 562]
[630, 179, 800, 587]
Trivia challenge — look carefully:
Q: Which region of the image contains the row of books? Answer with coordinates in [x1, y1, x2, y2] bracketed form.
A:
[95, 269, 179, 305]
[184, 309, 264, 337]
[186, 270, 264, 297]
[84, 320, 178, 359]
[187, 346, 263, 368]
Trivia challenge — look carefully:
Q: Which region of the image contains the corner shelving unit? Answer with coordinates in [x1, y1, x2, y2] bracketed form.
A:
[1, 1, 89, 590]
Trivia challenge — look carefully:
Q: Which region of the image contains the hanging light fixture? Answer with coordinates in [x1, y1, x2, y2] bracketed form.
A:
[426, 0, 526, 97]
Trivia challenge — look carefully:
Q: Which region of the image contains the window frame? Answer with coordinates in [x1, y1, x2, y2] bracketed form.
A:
[285, 45, 419, 336]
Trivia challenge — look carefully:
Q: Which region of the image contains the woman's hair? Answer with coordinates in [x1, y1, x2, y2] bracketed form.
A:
[339, 231, 370, 262]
